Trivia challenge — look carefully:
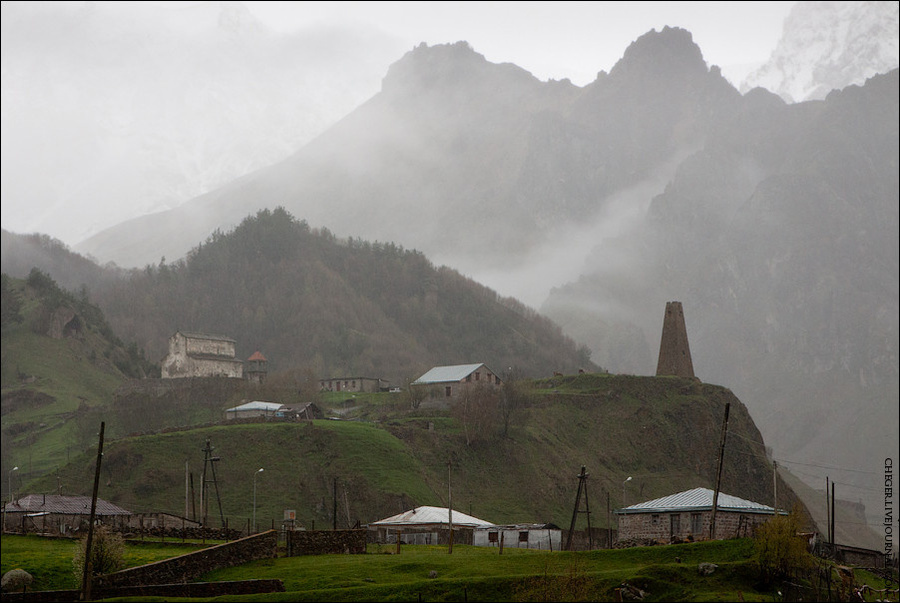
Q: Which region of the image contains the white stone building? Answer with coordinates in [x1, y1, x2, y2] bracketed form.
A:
[160, 331, 244, 379]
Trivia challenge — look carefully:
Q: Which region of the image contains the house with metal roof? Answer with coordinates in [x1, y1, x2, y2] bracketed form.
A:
[2, 494, 132, 535]
[615, 487, 783, 545]
[411, 363, 501, 399]
[224, 400, 287, 420]
[368, 505, 495, 545]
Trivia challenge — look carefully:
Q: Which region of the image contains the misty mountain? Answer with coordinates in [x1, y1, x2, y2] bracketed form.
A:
[64, 26, 898, 535]
[543, 68, 899, 529]
[0, 0, 406, 243]
[88, 207, 594, 383]
[741, 0, 899, 102]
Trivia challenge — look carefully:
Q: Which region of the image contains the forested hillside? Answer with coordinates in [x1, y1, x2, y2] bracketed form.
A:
[1, 270, 156, 495]
[91, 207, 594, 383]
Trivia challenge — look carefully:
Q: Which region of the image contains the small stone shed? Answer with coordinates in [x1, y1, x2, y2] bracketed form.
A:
[615, 487, 782, 544]
[2, 494, 132, 535]
[473, 522, 562, 551]
[368, 506, 494, 545]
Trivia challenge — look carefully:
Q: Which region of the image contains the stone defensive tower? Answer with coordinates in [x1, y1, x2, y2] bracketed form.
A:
[656, 301, 695, 379]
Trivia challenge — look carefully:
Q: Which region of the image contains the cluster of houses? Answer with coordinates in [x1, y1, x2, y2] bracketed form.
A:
[2, 488, 801, 553]
[12, 306, 881, 563]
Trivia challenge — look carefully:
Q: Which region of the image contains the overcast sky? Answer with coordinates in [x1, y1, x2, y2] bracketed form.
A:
[1, 0, 798, 246]
[235, 1, 796, 86]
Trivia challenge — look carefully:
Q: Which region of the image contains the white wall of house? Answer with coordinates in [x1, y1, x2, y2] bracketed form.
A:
[473, 527, 562, 551]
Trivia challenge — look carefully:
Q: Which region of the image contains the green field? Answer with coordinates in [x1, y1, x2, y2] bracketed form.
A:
[0, 534, 209, 592]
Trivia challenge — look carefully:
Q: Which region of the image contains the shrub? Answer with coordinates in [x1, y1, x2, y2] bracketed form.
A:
[753, 508, 814, 585]
[72, 525, 125, 579]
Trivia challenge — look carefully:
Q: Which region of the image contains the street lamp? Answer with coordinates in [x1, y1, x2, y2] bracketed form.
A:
[252, 468, 264, 534]
[622, 476, 632, 508]
[8, 467, 18, 502]
[3, 467, 17, 535]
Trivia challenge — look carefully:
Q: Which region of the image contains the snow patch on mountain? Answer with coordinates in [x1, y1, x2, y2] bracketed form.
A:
[742, 1, 899, 102]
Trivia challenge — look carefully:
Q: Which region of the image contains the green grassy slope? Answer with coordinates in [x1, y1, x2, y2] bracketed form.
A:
[25, 375, 805, 535]
[1, 273, 153, 491]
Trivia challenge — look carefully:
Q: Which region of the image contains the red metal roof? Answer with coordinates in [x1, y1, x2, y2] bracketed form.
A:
[247, 351, 267, 361]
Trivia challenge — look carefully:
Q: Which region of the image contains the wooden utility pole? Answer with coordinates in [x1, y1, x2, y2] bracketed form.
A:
[565, 466, 592, 550]
[607, 491, 611, 549]
[772, 460, 778, 513]
[709, 402, 730, 540]
[80, 421, 105, 602]
[826, 476, 830, 543]
[830, 481, 835, 545]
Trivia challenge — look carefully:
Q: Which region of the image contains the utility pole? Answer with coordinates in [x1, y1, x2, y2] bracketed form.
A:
[607, 491, 611, 549]
[709, 402, 730, 541]
[80, 421, 105, 602]
[830, 481, 835, 546]
[448, 459, 453, 554]
[825, 476, 830, 543]
[772, 460, 778, 513]
[565, 466, 592, 550]
[185, 461, 189, 519]
[201, 439, 224, 528]
[332, 478, 337, 531]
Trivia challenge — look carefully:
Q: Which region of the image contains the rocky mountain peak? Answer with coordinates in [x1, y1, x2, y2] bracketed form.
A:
[609, 26, 708, 80]
[381, 40, 536, 96]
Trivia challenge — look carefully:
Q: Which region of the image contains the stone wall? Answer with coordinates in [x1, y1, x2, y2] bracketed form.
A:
[285, 529, 366, 556]
[618, 510, 771, 544]
[95, 530, 277, 588]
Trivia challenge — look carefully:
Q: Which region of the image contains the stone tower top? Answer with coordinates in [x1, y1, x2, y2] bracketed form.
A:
[656, 301, 695, 379]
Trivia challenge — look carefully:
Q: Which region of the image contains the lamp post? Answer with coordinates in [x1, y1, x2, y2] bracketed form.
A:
[3, 466, 17, 535]
[622, 476, 632, 508]
[8, 467, 18, 502]
[252, 468, 264, 534]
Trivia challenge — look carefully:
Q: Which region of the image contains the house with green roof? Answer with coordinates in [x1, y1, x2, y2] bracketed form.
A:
[615, 487, 784, 545]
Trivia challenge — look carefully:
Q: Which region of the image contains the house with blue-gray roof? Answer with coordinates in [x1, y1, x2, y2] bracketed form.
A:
[615, 487, 784, 545]
[411, 363, 501, 399]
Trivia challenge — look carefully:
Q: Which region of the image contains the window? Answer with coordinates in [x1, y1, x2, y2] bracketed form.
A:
[670, 514, 681, 535]
[488, 531, 498, 543]
[445, 386, 452, 397]
[475, 372, 480, 381]
[651, 514, 659, 526]
[519, 531, 529, 543]
[691, 513, 702, 534]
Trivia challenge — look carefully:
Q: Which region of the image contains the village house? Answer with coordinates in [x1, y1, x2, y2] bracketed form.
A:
[160, 331, 244, 379]
[615, 487, 783, 545]
[2, 494, 132, 535]
[319, 376, 388, 393]
[367, 506, 494, 545]
[411, 363, 501, 399]
[224, 400, 324, 421]
[473, 522, 563, 551]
